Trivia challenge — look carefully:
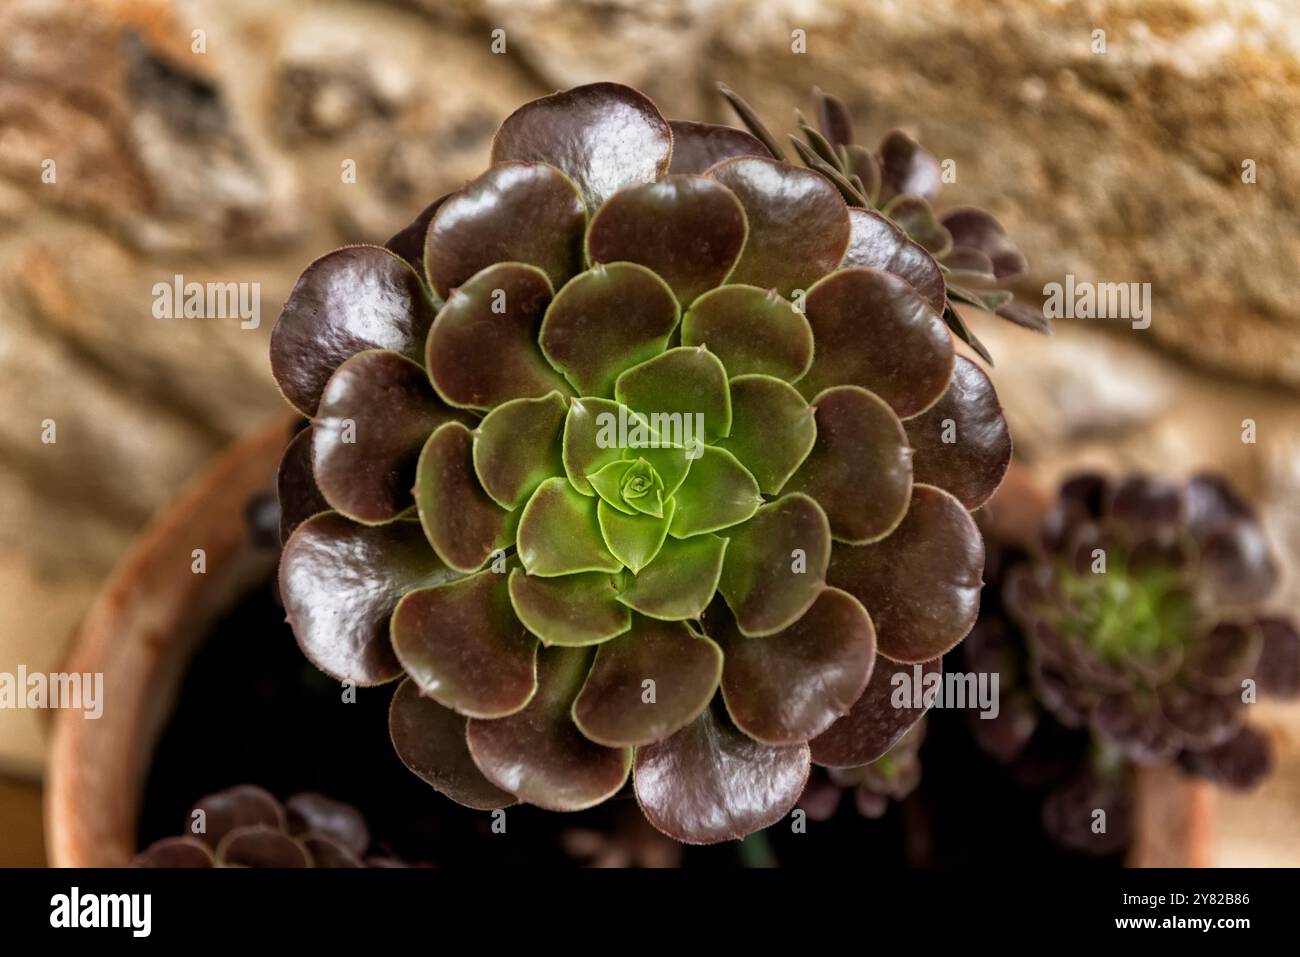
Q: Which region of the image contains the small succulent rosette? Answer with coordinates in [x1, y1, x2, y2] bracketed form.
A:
[135, 785, 402, 867]
[990, 473, 1299, 851]
[737, 86, 1049, 361]
[271, 82, 1025, 844]
[800, 717, 927, 821]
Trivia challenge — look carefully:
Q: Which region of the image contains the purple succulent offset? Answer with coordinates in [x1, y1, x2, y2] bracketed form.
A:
[723, 85, 1050, 363]
[134, 786, 397, 868]
[270, 82, 1020, 844]
[801, 717, 927, 821]
[998, 473, 1294, 790]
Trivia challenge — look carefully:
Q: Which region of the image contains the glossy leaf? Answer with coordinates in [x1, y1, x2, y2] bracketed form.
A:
[423, 162, 586, 299]
[878, 129, 941, 203]
[392, 568, 539, 718]
[995, 300, 1052, 334]
[189, 785, 285, 848]
[706, 156, 850, 298]
[425, 262, 570, 410]
[277, 426, 329, 544]
[540, 263, 679, 396]
[796, 108, 846, 174]
[508, 569, 631, 646]
[680, 285, 813, 382]
[562, 397, 630, 495]
[615, 535, 729, 620]
[789, 135, 869, 208]
[135, 837, 215, 868]
[785, 385, 912, 544]
[473, 391, 567, 510]
[414, 422, 514, 573]
[280, 514, 456, 684]
[271, 246, 436, 416]
[667, 119, 768, 174]
[217, 827, 310, 868]
[634, 700, 810, 844]
[466, 645, 632, 811]
[884, 195, 953, 257]
[572, 616, 722, 746]
[798, 266, 954, 419]
[389, 679, 516, 809]
[491, 82, 672, 209]
[810, 654, 941, 767]
[942, 245, 997, 281]
[516, 477, 620, 576]
[814, 88, 855, 149]
[585, 177, 747, 305]
[903, 355, 1011, 510]
[717, 375, 817, 495]
[941, 207, 1027, 281]
[827, 484, 983, 662]
[313, 350, 465, 524]
[841, 207, 946, 314]
[598, 498, 676, 573]
[716, 82, 787, 158]
[614, 346, 732, 444]
[718, 587, 876, 745]
[948, 284, 1012, 315]
[842, 144, 881, 206]
[284, 793, 369, 856]
[718, 493, 831, 636]
[668, 445, 762, 538]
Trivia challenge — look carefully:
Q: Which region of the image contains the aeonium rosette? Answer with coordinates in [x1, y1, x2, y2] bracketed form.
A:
[135, 786, 402, 868]
[270, 83, 1016, 843]
[1002, 474, 1300, 778]
[968, 473, 1299, 855]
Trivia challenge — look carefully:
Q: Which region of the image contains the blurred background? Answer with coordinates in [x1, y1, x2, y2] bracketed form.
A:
[1, 0, 1298, 865]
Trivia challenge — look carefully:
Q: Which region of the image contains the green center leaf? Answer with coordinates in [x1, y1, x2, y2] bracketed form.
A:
[1059, 563, 1194, 661]
[614, 346, 732, 443]
[619, 458, 666, 517]
[587, 457, 666, 518]
[517, 477, 621, 577]
[598, 497, 677, 574]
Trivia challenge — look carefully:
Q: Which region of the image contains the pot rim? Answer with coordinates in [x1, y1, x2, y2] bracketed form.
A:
[45, 417, 291, 867]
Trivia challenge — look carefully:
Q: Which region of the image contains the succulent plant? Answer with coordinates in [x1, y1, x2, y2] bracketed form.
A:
[800, 717, 927, 821]
[718, 85, 1050, 363]
[270, 81, 1018, 844]
[978, 473, 1299, 853]
[134, 785, 404, 867]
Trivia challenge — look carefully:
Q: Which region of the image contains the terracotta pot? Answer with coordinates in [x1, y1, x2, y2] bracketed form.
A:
[46, 418, 291, 867]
